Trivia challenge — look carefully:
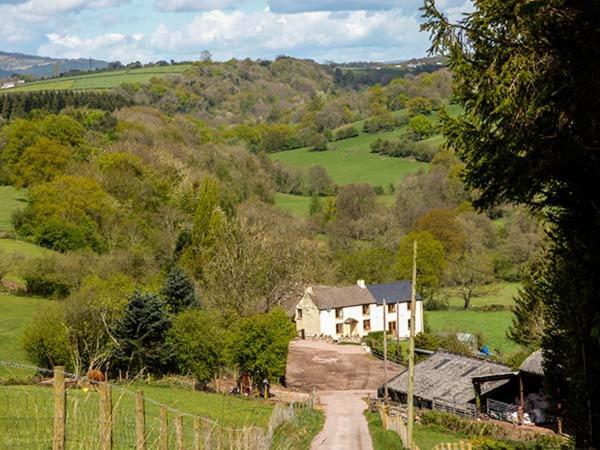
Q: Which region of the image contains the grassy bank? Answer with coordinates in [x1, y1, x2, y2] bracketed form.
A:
[0, 294, 48, 378]
[271, 407, 325, 449]
[0, 186, 26, 232]
[365, 410, 465, 450]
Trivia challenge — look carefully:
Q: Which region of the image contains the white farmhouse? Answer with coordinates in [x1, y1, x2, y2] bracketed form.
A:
[294, 280, 424, 340]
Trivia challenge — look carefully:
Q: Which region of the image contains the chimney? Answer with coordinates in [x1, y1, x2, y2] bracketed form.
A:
[357, 279, 366, 289]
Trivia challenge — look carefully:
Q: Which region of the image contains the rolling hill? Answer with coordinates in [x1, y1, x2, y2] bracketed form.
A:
[3, 64, 193, 92]
[0, 50, 107, 78]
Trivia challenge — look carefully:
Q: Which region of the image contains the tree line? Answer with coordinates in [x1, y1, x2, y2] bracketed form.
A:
[0, 91, 132, 120]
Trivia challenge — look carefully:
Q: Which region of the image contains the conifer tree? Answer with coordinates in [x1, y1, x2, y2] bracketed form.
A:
[507, 262, 545, 349]
[113, 291, 172, 376]
[162, 265, 198, 313]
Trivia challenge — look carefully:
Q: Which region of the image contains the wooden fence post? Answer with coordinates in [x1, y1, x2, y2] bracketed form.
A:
[204, 419, 212, 450]
[135, 390, 147, 450]
[52, 366, 66, 450]
[159, 406, 169, 450]
[193, 416, 201, 450]
[174, 414, 185, 450]
[99, 383, 112, 450]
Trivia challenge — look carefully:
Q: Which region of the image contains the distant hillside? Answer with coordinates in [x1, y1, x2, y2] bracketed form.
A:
[0, 51, 108, 78]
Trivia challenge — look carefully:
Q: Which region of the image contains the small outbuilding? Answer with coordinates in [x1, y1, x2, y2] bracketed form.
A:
[383, 350, 513, 417]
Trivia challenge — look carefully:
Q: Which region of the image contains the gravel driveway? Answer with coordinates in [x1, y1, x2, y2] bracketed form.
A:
[310, 390, 374, 450]
[286, 339, 404, 449]
[286, 339, 404, 392]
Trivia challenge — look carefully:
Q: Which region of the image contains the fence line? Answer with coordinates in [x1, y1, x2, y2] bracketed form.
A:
[432, 398, 478, 420]
[0, 361, 311, 449]
[378, 403, 420, 450]
[433, 442, 472, 450]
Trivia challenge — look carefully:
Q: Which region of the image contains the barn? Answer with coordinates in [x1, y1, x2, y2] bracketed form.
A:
[382, 350, 514, 417]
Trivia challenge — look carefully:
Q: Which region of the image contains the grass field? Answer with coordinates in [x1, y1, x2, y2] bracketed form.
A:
[443, 282, 520, 309]
[0, 186, 26, 231]
[274, 193, 396, 218]
[6, 64, 193, 92]
[427, 310, 516, 354]
[426, 283, 520, 355]
[0, 383, 275, 448]
[0, 238, 51, 258]
[0, 294, 47, 377]
[271, 131, 427, 187]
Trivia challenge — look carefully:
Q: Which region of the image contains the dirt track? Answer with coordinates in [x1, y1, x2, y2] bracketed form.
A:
[286, 339, 404, 392]
[310, 391, 373, 450]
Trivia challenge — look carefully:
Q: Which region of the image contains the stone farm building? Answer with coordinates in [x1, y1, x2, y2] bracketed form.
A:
[294, 280, 423, 339]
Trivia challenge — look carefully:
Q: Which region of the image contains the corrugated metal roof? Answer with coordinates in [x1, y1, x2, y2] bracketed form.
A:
[386, 351, 512, 404]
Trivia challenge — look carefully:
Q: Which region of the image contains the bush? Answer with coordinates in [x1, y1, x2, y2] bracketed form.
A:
[308, 133, 328, 151]
[420, 411, 570, 449]
[22, 302, 71, 370]
[363, 113, 400, 133]
[168, 310, 226, 385]
[229, 308, 296, 381]
[373, 185, 385, 195]
[334, 125, 359, 141]
[370, 137, 438, 162]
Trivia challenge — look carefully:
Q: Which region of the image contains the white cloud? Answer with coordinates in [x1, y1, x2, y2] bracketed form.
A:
[0, 0, 129, 44]
[268, 0, 418, 14]
[155, 0, 241, 12]
[149, 8, 425, 61]
[39, 32, 152, 62]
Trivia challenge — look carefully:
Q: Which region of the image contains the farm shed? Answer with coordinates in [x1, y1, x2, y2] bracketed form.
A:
[382, 351, 514, 415]
[472, 350, 557, 426]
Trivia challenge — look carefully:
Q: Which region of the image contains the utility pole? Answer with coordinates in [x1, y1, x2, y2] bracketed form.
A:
[406, 240, 418, 449]
[383, 297, 388, 404]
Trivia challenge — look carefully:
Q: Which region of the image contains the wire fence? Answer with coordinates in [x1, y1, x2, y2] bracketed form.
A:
[0, 361, 310, 449]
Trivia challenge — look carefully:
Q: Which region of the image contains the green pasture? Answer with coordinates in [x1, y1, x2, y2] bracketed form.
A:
[443, 282, 520, 309]
[0, 238, 51, 258]
[427, 310, 516, 354]
[274, 193, 396, 218]
[0, 294, 46, 377]
[271, 131, 427, 187]
[0, 186, 27, 231]
[0, 383, 274, 449]
[7, 64, 193, 92]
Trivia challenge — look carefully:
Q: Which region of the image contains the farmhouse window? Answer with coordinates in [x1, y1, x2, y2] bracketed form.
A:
[362, 304, 370, 315]
[336, 323, 343, 334]
[387, 303, 396, 313]
[408, 318, 411, 331]
[296, 308, 302, 319]
[407, 302, 412, 312]
[388, 321, 397, 334]
[335, 308, 343, 319]
[363, 319, 371, 331]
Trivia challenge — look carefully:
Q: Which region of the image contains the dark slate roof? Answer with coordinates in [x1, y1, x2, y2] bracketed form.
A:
[367, 281, 416, 304]
[386, 351, 512, 404]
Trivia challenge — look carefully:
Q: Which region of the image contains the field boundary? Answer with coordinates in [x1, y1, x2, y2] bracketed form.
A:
[0, 360, 311, 449]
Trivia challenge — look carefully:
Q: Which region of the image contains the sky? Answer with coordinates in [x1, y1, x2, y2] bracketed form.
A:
[0, 0, 471, 63]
